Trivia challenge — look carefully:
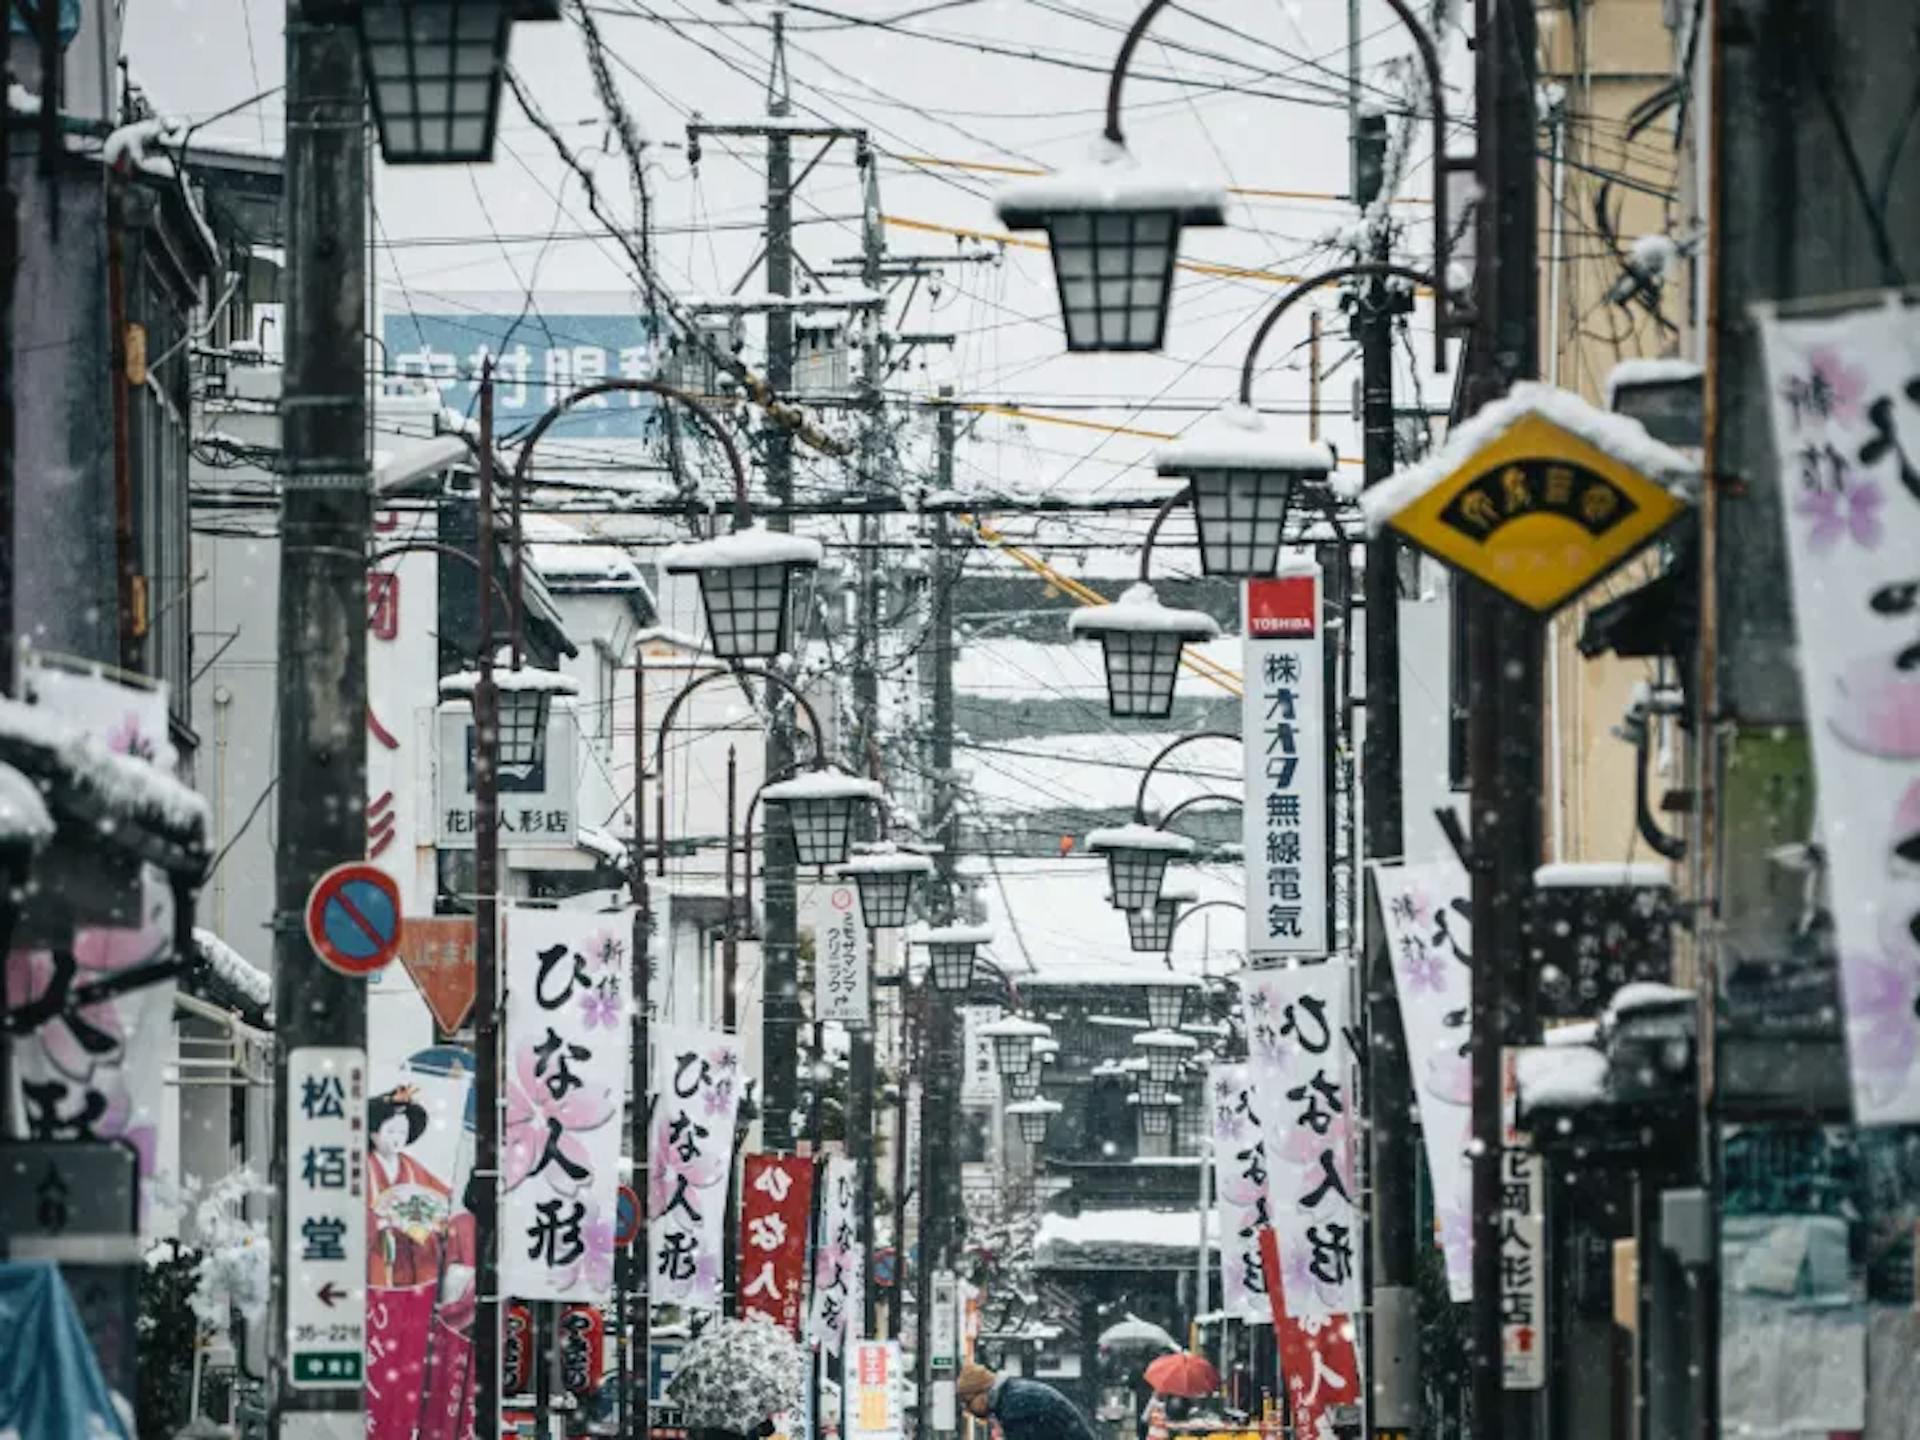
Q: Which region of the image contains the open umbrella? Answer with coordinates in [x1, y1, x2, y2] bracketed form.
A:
[666, 1316, 807, 1434]
[1144, 1351, 1221, 1399]
[1097, 1315, 1181, 1354]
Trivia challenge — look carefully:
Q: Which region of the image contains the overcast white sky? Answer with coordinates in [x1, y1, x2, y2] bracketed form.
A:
[128, 0, 1455, 502]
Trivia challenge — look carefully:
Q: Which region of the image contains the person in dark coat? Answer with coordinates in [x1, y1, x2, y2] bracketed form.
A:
[957, 1364, 1101, 1440]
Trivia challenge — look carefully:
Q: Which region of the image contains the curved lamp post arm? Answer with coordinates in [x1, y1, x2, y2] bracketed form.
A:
[1163, 899, 1248, 971]
[742, 752, 865, 931]
[1134, 730, 1241, 824]
[968, 955, 1022, 1011]
[512, 378, 753, 528]
[652, 664, 827, 877]
[1240, 262, 1438, 406]
[1153, 792, 1243, 835]
[1104, 0, 1174, 145]
[1137, 488, 1186, 585]
[371, 540, 517, 616]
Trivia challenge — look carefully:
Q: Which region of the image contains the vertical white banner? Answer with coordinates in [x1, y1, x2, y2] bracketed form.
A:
[499, 909, 631, 1302]
[813, 883, 871, 1026]
[1502, 1050, 1547, 1391]
[647, 1026, 742, 1311]
[1758, 298, 1920, 1126]
[1206, 1063, 1270, 1320]
[286, 1047, 368, 1389]
[958, 1008, 1002, 1106]
[809, 1155, 860, 1349]
[1238, 962, 1358, 1320]
[1244, 563, 1329, 960]
[1372, 857, 1476, 1300]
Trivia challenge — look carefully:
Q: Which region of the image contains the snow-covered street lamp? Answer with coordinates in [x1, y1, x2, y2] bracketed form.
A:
[834, 846, 934, 929]
[1133, 1027, 1198, 1085]
[439, 661, 577, 769]
[761, 769, 884, 868]
[1088, 824, 1195, 911]
[1005, 1063, 1043, 1102]
[1007, 1098, 1063, 1146]
[1130, 1091, 1180, 1136]
[1126, 874, 1197, 953]
[981, 1015, 1052, 1078]
[663, 527, 823, 661]
[356, 1, 559, 164]
[915, 924, 994, 993]
[1145, 975, 1197, 1030]
[1154, 408, 1335, 578]
[1069, 584, 1220, 719]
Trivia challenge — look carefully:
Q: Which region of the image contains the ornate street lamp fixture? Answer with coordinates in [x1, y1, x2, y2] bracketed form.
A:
[1154, 407, 1335, 579]
[914, 924, 994, 993]
[833, 845, 934, 930]
[1145, 975, 1198, 1030]
[1088, 823, 1195, 911]
[438, 659, 577, 768]
[1133, 1027, 1199, 1085]
[1126, 874, 1198, 953]
[761, 768, 883, 868]
[1069, 583, 1220, 719]
[981, 1015, 1052, 1078]
[1130, 1091, 1181, 1137]
[1007, 1098, 1063, 1146]
[354, 1, 560, 164]
[1005, 1063, 1043, 1102]
[663, 526, 823, 661]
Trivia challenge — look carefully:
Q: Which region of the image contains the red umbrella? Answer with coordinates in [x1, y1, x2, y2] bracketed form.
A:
[1143, 1351, 1220, 1399]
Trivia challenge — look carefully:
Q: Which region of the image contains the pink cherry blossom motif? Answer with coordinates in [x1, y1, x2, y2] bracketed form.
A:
[1830, 650, 1920, 760]
[1401, 943, 1447, 994]
[1806, 346, 1871, 424]
[1796, 479, 1885, 550]
[1840, 901, 1920, 1088]
[104, 712, 159, 762]
[502, 1044, 616, 1195]
[579, 986, 621, 1031]
[557, 1207, 618, 1294]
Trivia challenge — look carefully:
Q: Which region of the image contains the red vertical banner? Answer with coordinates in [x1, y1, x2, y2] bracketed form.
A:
[1259, 1229, 1361, 1440]
[559, 1305, 607, 1398]
[739, 1154, 816, 1335]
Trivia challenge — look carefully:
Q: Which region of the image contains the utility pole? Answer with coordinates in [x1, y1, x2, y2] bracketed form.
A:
[914, 392, 960, 1440]
[1462, 4, 1541, 1440]
[1354, 107, 1420, 1439]
[271, 3, 369, 1435]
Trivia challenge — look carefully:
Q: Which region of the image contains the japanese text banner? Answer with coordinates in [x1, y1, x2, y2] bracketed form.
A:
[1372, 857, 1475, 1299]
[1260, 1228, 1361, 1439]
[1758, 298, 1920, 1125]
[1207, 1064, 1271, 1321]
[808, 1155, 861, 1349]
[499, 908, 632, 1303]
[648, 1025, 744, 1312]
[1239, 962, 1358, 1321]
[739, 1154, 815, 1335]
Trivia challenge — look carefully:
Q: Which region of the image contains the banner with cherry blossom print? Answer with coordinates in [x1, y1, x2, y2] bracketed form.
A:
[1372, 857, 1475, 1299]
[1758, 297, 1920, 1125]
[500, 908, 631, 1302]
[808, 1155, 861, 1349]
[1207, 1064, 1271, 1320]
[648, 1025, 743, 1311]
[1238, 962, 1358, 1321]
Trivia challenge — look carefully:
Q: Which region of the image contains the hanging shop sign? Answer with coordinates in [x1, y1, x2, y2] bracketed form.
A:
[812, 883, 871, 1026]
[648, 1025, 743, 1311]
[285, 1048, 368, 1390]
[1243, 564, 1330, 961]
[1238, 962, 1358, 1320]
[740, 1154, 815, 1336]
[435, 702, 579, 850]
[500, 909, 631, 1302]
[1206, 1063, 1271, 1321]
[808, 1155, 861, 1350]
[1368, 383, 1692, 614]
[560, 1305, 607, 1399]
[848, 1341, 905, 1440]
[1259, 1228, 1361, 1440]
[1502, 1053, 1547, 1390]
[1757, 295, 1920, 1126]
[1371, 857, 1475, 1301]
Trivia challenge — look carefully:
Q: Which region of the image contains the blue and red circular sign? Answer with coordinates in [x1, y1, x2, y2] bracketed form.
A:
[615, 1183, 643, 1248]
[305, 862, 402, 977]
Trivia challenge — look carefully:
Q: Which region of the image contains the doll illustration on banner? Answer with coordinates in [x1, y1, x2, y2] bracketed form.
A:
[368, 1085, 452, 1288]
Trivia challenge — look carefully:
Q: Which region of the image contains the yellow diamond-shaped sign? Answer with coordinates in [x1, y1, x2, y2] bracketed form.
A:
[1382, 406, 1689, 614]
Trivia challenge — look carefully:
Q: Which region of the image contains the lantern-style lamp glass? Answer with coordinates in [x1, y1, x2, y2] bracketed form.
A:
[361, 1, 506, 164]
[1155, 409, 1335, 578]
[995, 148, 1226, 353]
[1005, 1064, 1043, 1101]
[763, 770, 884, 868]
[1146, 976, 1196, 1030]
[1136, 1074, 1171, 1106]
[1069, 584, 1220, 720]
[1007, 1098, 1062, 1147]
[1133, 1028, 1199, 1086]
[914, 924, 993, 994]
[663, 526, 823, 661]
[439, 662, 578, 770]
[1126, 875, 1198, 953]
[833, 847, 934, 930]
[981, 1016, 1051, 1078]
[1088, 824, 1195, 911]
[1130, 1092, 1181, 1137]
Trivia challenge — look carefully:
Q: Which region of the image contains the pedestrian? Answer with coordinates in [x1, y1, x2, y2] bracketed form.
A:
[957, 1364, 1102, 1440]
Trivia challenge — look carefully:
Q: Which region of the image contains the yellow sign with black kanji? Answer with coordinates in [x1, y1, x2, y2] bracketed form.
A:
[1384, 410, 1688, 613]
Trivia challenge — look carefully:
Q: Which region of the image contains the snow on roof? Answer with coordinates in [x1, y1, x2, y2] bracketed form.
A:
[1359, 381, 1700, 536]
[1514, 1044, 1608, 1110]
[1035, 1207, 1218, 1265]
[996, 141, 1228, 226]
[575, 826, 629, 866]
[373, 433, 469, 495]
[662, 526, 823, 572]
[1155, 406, 1337, 477]
[1067, 583, 1221, 640]
[979, 1015, 1052, 1040]
[524, 514, 649, 593]
[1086, 823, 1196, 855]
[194, 928, 273, 1009]
[0, 697, 209, 839]
[1603, 981, 1692, 1026]
[1533, 861, 1673, 889]
[439, 665, 580, 696]
[762, 769, 885, 803]
[1604, 357, 1702, 409]
[0, 762, 53, 846]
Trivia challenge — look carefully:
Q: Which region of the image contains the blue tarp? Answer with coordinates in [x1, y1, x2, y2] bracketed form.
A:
[0, 1261, 131, 1440]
